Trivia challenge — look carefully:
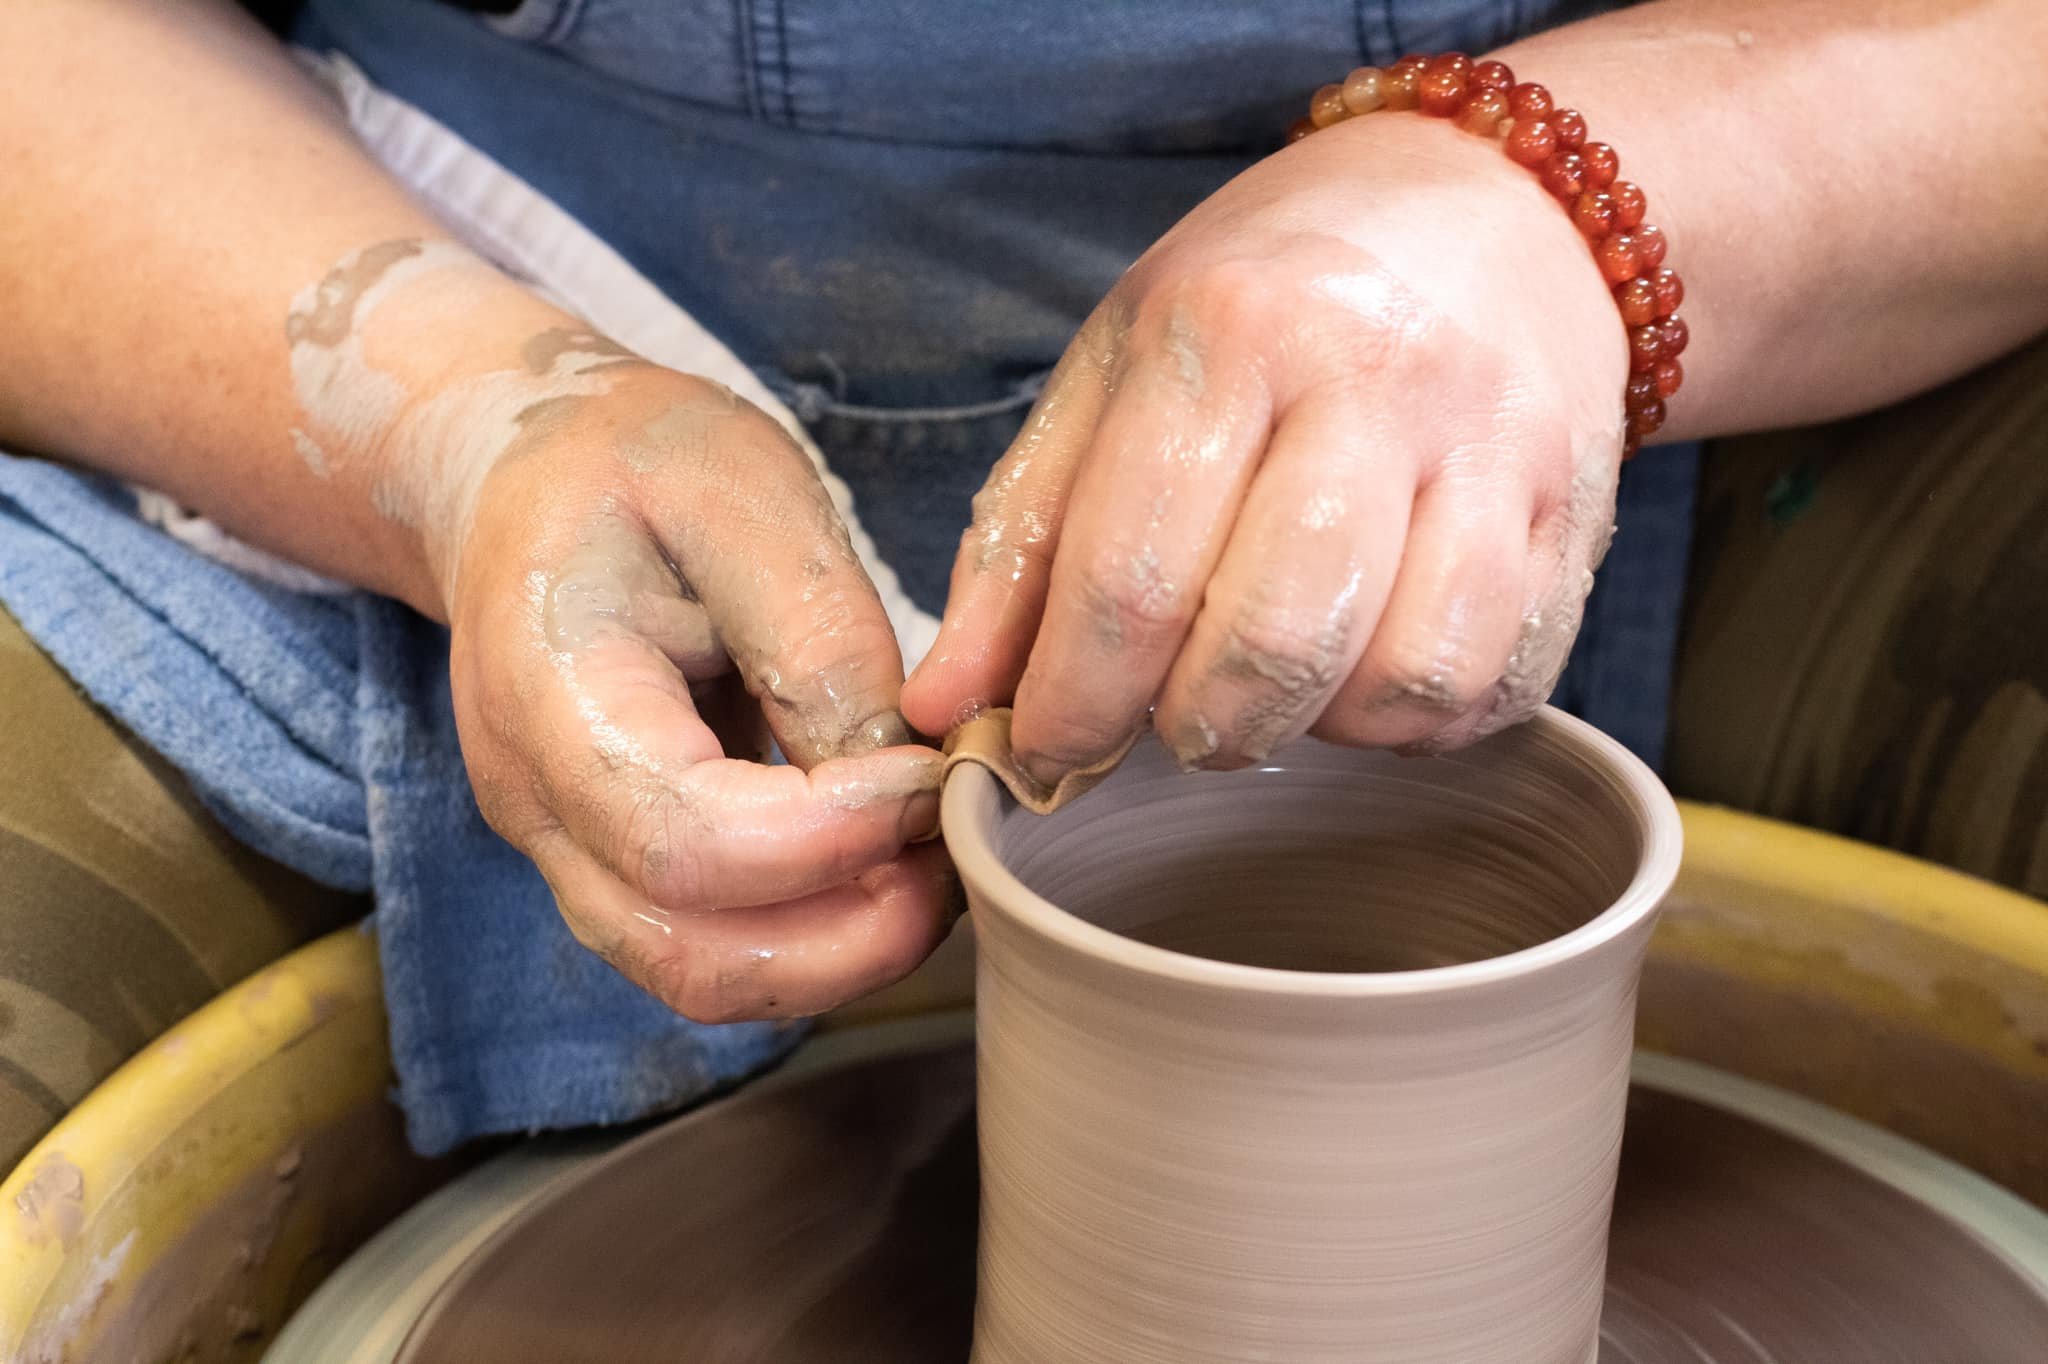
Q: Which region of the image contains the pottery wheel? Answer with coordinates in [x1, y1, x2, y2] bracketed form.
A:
[367, 1026, 2048, 1364]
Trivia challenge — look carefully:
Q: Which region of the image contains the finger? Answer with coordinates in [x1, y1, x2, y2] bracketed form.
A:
[1313, 465, 1531, 752]
[521, 632, 943, 912]
[536, 837, 960, 1023]
[1007, 296, 1280, 786]
[899, 302, 1128, 736]
[1151, 391, 1410, 770]
[1466, 455, 1618, 739]
[623, 389, 912, 766]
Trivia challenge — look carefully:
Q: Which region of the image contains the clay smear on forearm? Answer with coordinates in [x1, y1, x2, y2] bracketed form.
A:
[286, 240, 651, 598]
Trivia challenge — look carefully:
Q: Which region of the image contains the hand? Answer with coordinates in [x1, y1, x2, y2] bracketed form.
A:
[903, 113, 1628, 784]
[435, 361, 953, 1023]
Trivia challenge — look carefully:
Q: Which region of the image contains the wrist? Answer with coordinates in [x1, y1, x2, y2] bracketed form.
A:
[1290, 54, 1686, 455]
[282, 237, 647, 619]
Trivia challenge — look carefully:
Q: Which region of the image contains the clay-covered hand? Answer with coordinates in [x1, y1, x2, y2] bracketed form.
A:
[433, 361, 952, 1023]
[903, 113, 1629, 782]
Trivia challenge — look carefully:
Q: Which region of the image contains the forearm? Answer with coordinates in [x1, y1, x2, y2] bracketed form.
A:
[0, 0, 576, 615]
[1494, 0, 2048, 440]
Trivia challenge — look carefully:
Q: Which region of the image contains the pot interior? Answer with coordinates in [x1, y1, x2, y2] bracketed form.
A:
[993, 720, 1651, 974]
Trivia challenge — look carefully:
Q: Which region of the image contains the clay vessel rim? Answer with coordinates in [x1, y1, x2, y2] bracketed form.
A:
[941, 706, 1683, 997]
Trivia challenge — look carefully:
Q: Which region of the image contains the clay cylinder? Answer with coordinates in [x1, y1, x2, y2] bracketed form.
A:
[943, 709, 1682, 1364]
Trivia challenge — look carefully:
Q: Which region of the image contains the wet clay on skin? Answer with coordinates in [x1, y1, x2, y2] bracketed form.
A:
[941, 709, 1137, 814]
[285, 242, 648, 585]
[289, 242, 913, 779]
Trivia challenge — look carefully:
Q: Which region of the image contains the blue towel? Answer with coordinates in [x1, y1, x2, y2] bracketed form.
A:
[0, 455, 801, 1155]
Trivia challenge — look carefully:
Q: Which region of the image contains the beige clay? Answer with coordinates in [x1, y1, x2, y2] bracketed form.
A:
[944, 708, 1683, 1363]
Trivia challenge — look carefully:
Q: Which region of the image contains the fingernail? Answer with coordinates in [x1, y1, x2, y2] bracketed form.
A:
[1167, 715, 1220, 773]
[898, 789, 941, 843]
[1017, 751, 1070, 795]
[847, 709, 913, 755]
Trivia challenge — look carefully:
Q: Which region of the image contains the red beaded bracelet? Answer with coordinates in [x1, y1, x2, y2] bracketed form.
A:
[1289, 54, 1685, 458]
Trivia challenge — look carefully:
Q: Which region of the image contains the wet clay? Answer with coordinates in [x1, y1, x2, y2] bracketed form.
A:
[390, 1037, 2048, 1364]
[947, 709, 1682, 1362]
[939, 709, 1137, 814]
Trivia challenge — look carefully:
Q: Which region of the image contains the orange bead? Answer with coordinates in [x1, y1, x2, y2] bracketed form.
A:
[1610, 181, 1646, 229]
[1650, 268, 1684, 316]
[1472, 60, 1515, 93]
[1630, 401, 1667, 437]
[1615, 278, 1658, 327]
[1286, 117, 1316, 144]
[1552, 108, 1588, 150]
[1418, 68, 1469, 116]
[1457, 90, 1510, 135]
[1507, 82, 1553, 121]
[1653, 358, 1684, 398]
[1595, 234, 1641, 284]
[1311, 83, 1350, 128]
[1573, 190, 1618, 240]
[1629, 324, 1665, 373]
[1657, 315, 1690, 356]
[1632, 223, 1668, 268]
[1581, 142, 1618, 188]
[1539, 151, 1588, 199]
[1505, 119, 1558, 166]
[1342, 67, 1387, 114]
[1622, 430, 1642, 459]
[1426, 52, 1473, 79]
[1626, 373, 1660, 412]
[1383, 61, 1423, 110]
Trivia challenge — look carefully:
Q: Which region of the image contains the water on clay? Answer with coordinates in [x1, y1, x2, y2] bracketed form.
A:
[388, 1039, 2048, 1364]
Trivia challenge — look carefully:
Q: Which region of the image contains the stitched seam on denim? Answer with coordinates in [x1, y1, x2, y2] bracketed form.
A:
[1378, 0, 1404, 61]
[773, 0, 796, 124]
[732, 0, 765, 119]
[1351, 0, 1371, 65]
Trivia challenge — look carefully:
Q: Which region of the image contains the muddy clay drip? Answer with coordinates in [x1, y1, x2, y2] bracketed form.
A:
[286, 239, 490, 477]
[11, 1151, 86, 1249]
[944, 710, 1682, 1363]
[545, 512, 723, 675]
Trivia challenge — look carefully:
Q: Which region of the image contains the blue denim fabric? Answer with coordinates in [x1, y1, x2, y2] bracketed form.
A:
[0, 0, 1694, 1153]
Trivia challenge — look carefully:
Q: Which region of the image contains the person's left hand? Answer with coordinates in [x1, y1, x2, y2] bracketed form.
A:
[902, 110, 1631, 784]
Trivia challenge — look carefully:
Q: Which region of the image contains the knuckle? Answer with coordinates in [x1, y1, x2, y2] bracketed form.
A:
[1173, 259, 1274, 338]
[1071, 545, 1194, 646]
[1216, 610, 1347, 701]
[615, 785, 709, 907]
[1357, 636, 1493, 716]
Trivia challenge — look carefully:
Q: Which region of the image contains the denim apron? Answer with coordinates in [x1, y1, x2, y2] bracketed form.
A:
[293, 0, 1696, 765]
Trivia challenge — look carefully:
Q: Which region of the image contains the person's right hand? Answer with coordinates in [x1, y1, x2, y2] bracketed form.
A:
[427, 358, 954, 1023]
